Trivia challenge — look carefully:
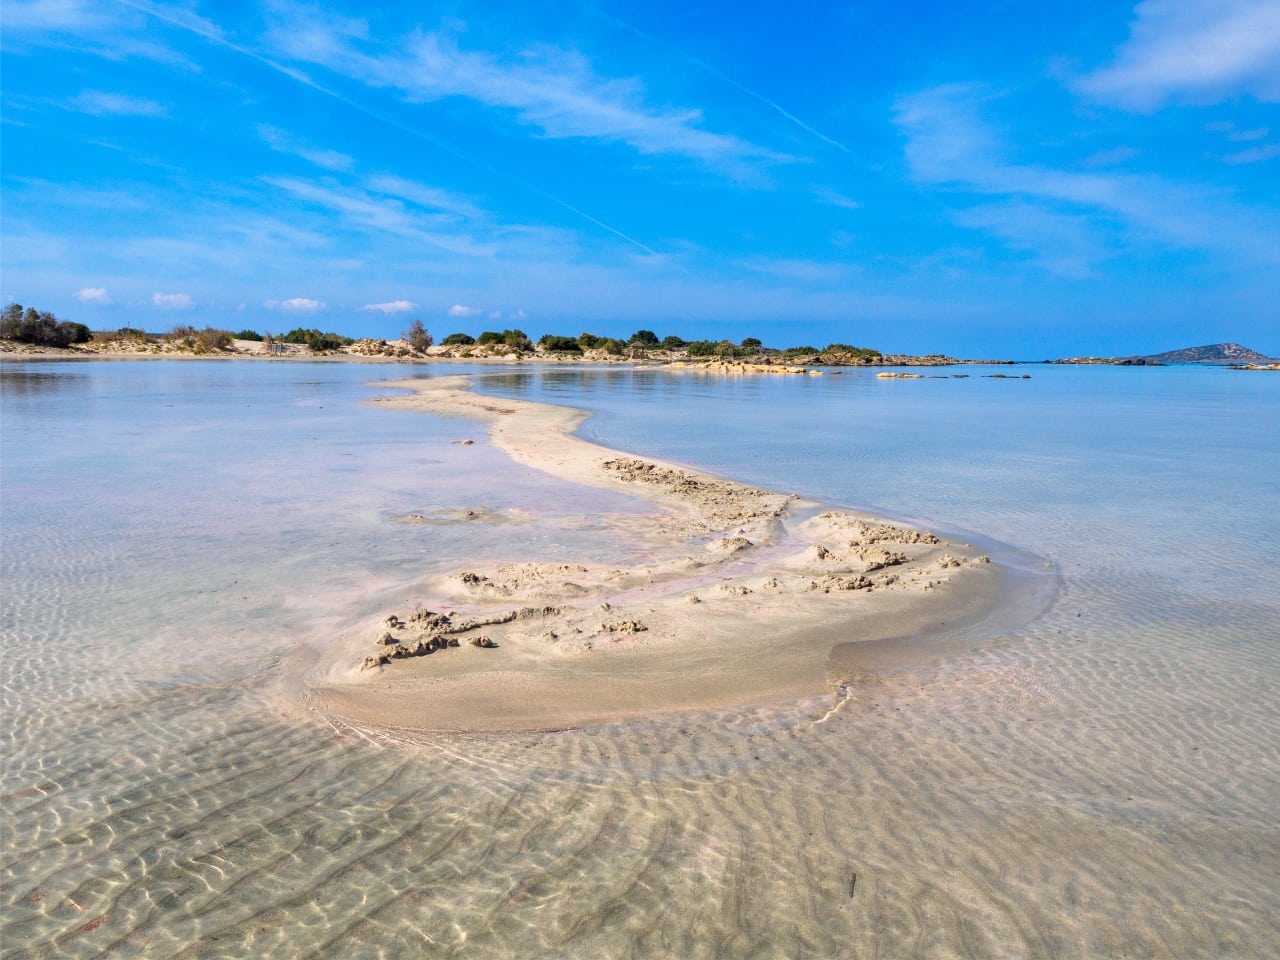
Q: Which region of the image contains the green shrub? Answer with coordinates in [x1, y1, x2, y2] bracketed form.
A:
[404, 319, 433, 351]
[782, 345, 819, 357]
[476, 329, 532, 351]
[539, 335, 582, 352]
[234, 329, 263, 341]
[823, 343, 881, 359]
[660, 335, 687, 350]
[600, 338, 625, 355]
[629, 329, 659, 346]
[192, 327, 232, 353]
[282, 327, 353, 352]
[1, 303, 93, 347]
[503, 328, 532, 350]
[741, 337, 763, 353]
[116, 327, 149, 341]
[442, 332, 475, 346]
[578, 332, 605, 350]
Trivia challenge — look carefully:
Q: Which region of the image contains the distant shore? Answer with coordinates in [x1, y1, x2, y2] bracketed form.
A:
[0, 336, 1011, 367]
[301, 375, 1013, 733]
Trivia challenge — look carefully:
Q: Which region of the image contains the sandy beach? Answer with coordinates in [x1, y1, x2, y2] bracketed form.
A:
[305, 376, 1006, 733]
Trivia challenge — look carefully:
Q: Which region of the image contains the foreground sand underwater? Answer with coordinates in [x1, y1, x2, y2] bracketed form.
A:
[305, 375, 1008, 733]
[6, 362, 1277, 958]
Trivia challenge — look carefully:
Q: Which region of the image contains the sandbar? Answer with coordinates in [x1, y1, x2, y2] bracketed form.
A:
[304, 375, 1008, 732]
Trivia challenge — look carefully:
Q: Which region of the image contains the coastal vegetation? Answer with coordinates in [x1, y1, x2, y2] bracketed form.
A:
[1, 302, 991, 366]
[282, 327, 355, 352]
[404, 319, 433, 352]
[475, 328, 534, 351]
[1, 303, 91, 347]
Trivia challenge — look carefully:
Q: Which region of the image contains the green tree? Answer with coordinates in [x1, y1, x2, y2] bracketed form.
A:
[629, 329, 659, 346]
[538, 334, 582, 352]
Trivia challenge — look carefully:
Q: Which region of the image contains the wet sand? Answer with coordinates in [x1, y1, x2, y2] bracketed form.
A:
[306, 376, 1008, 732]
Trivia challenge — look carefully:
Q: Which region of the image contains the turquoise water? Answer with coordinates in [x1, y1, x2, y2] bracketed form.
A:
[3, 360, 1278, 957]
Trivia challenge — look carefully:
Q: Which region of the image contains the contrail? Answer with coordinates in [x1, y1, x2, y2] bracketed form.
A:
[111, 0, 660, 256]
[586, 3, 856, 158]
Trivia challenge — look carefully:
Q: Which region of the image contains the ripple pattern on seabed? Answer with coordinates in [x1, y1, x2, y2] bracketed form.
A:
[4, 585, 1279, 958]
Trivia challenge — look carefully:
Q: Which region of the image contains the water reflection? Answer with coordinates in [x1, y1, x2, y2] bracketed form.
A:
[0, 370, 89, 396]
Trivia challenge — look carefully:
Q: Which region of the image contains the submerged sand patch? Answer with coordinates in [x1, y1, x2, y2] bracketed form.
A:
[305, 376, 1004, 732]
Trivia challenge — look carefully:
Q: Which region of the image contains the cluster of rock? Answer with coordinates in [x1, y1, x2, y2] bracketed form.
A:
[600, 457, 791, 530]
[813, 514, 941, 545]
[360, 606, 560, 669]
[666, 360, 818, 376]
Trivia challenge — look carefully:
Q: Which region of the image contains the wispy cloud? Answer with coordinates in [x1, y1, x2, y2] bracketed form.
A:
[1, 0, 116, 32]
[152, 291, 193, 309]
[363, 299, 416, 314]
[263, 11, 784, 174]
[954, 202, 1103, 278]
[448, 303, 481, 317]
[813, 188, 862, 210]
[76, 286, 111, 304]
[258, 125, 354, 171]
[71, 90, 167, 117]
[1078, 0, 1280, 110]
[1224, 143, 1280, 164]
[737, 257, 850, 283]
[265, 297, 325, 312]
[365, 175, 483, 220]
[894, 83, 1280, 267]
[262, 175, 495, 256]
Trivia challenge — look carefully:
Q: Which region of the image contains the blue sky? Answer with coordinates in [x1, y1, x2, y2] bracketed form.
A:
[2, 0, 1277, 357]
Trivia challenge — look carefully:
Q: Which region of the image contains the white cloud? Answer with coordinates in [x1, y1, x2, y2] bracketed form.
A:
[152, 292, 193, 309]
[1078, 0, 1280, 110]
[365, 174, 483, 220]
[262, 176, 495, 256]
[1, 0, 115, 31]
[738, 257, 850, 283]
[266, 297, 326, 312]
[72, 90, 167, 117]
[448, 304, 482, 317]
[894, 84, 1280, 268]
[814, 188, 862, 210]
[1224, 143, 1280, 164]
[264, 15, 783, 172]
[258, 124, 354, 171]
[76, 286, 111, 304]
[363, 299, 417, 314]
[488, 310, 503, 319]
[953, 202, 1103, 278]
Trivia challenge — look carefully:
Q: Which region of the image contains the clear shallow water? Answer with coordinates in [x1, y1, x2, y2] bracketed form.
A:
[3, 360, 1279, 958]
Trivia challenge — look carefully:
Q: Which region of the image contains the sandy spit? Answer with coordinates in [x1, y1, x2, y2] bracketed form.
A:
[304, 375, 1004, 733]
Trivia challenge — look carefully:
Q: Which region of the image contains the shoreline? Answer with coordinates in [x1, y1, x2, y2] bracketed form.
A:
[301, 375, 1039, 734]
[1, 339, 1012, 366]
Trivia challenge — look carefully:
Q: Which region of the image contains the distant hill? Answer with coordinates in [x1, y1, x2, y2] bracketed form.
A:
[1143, 343, 1275, 364]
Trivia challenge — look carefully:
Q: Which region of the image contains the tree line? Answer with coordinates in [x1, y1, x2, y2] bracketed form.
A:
[3, 304, 881, 360]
